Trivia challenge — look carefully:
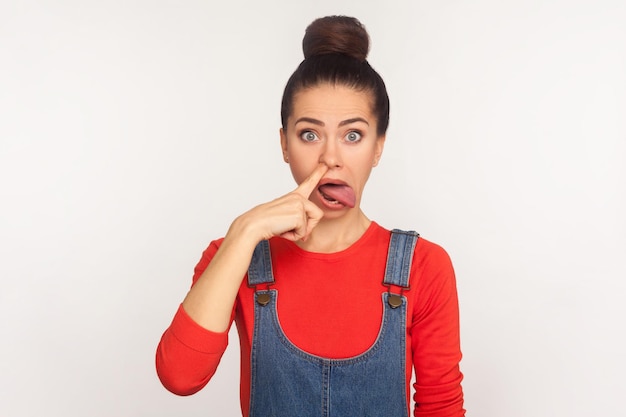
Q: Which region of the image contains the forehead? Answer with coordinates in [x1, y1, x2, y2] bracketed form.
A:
[290, 84, 375, 124]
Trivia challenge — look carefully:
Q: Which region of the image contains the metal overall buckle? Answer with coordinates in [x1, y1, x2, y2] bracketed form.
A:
[254, 284, 272, 306]
[385, 284, 409, 309]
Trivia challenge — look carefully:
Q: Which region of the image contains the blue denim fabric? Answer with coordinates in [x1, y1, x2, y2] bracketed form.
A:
[248, 230, 418, 417]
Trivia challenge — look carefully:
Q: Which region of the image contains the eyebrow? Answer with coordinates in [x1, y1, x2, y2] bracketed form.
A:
[294, 117, 370, 127]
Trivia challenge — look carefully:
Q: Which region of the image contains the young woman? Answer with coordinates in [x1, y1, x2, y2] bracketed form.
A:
[156, 15, 465, 417]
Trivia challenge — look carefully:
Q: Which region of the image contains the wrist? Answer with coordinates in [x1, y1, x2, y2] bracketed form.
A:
[226, 213, 264, 249]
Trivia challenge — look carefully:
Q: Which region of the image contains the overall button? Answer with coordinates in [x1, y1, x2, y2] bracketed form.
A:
[388, 294, 402, 308]
[257, 293, 271, 306]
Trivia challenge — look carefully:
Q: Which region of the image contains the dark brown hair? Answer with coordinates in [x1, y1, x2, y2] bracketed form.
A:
[280, 16, 390, 136]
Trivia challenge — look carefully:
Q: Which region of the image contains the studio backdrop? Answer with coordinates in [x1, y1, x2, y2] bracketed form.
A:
[1, 1, 624, 416]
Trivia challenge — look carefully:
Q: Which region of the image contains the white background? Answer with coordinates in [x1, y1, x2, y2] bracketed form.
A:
[1, 1, 624, 416]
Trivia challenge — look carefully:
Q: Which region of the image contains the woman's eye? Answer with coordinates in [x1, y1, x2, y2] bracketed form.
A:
[345, 131, 362, 143]
[300, 131, 318, 142]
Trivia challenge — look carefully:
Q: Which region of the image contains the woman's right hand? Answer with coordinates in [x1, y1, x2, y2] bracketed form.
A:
[233, 163, 329, 244]
[181, 163, 328, 332]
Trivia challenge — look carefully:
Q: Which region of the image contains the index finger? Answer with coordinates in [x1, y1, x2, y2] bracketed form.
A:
[294, 163, 329, 198]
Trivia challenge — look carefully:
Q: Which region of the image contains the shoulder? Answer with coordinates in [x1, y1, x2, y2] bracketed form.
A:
[414, 237, 454, 270]
[383, 225, 454, 269]
[376, 224, 456, 282]
[409, 236, 458, 301]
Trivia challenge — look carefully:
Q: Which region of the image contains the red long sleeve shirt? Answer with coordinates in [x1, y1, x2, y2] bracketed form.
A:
[156, 222, 465, 416]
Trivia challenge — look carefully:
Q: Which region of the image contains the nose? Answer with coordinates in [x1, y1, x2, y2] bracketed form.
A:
[319, 139, 342, 168]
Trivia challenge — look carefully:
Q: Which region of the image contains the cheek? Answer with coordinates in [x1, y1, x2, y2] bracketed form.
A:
[351, 151, 378, 186]
[287, 155, 318, 185]
[350, 147, 378, 168]
[287, 139, 320, 164]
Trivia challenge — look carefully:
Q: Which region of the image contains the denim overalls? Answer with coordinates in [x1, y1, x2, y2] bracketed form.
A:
[247, 229, 419, 417]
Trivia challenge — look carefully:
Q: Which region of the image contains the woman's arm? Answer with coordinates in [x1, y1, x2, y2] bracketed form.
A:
[182, 163, 328, 332]
[411, 240, 465, 417]
[156, 164, 328, 394]
[156, 239, 235, 395]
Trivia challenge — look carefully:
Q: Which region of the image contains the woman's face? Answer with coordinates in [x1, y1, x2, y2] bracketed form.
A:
[280, 83, 385, 216]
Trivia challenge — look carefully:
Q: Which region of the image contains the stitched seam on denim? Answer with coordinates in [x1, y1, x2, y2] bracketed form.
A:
[322, 362, 330, 417]
[400, 297, 409, 417]
[384, 230, 419, 287]
[247, 240, 275, 286]
[249, 294, 263, 416]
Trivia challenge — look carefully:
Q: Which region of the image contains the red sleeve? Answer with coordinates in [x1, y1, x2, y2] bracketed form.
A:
[155, 239, 231, 396]
[411, 240, 465, 416]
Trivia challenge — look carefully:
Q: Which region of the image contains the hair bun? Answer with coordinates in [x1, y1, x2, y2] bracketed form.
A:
[302, 16, 370, 62]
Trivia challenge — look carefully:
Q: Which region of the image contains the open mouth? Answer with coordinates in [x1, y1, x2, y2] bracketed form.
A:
[319, 186, 342, 205]
[317, 183, 356, 208]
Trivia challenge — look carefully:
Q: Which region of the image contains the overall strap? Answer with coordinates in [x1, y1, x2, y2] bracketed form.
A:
[247, 240, 275, 286]
[383, 229, 419, 288]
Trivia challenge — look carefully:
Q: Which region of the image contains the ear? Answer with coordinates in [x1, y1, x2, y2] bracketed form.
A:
[280, 128, 289, 163]
[373, 135, 386, 167]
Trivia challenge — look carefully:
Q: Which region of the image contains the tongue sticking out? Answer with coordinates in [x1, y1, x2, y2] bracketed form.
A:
[318, 184, 356, 208]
